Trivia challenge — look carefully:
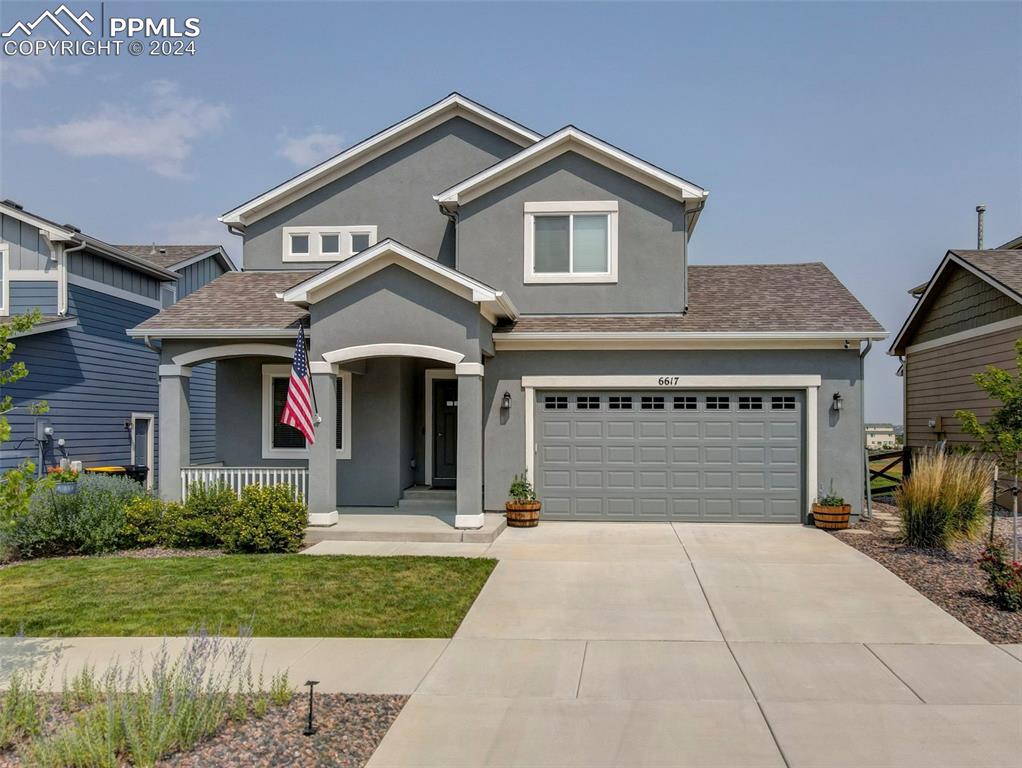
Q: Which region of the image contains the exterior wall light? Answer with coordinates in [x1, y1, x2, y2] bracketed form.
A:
[832, 392, 843, 412]
[501, 392, 512, 410]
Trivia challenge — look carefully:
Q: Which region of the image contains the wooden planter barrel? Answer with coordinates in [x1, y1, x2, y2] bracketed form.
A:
[505, 501, 541, 528]
[812, 503, 851, 530]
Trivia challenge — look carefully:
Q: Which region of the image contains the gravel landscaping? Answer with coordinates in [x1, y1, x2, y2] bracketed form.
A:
[832, 501, 1022, 643]
[160, 693, 406, 768]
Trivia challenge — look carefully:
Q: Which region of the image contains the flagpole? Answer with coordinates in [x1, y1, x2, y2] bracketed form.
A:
[305, 326, 322, 424]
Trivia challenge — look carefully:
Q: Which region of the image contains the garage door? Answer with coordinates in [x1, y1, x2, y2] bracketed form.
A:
[536, 390, 803, 522]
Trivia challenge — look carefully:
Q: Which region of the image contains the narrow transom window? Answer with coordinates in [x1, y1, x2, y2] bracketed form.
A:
[771, 395, 796, 410]
[576, 395, 601, 410]
[289, 233, 310, 256]
[706, 396, 730, 410]
[609, 396, 632, 410]
[320, 233, 341, 255]
[544, 396, 568, 410]
[641, 396, 665, 410]
[283, 226, 378, 261]
[673, 396, 697, 410]
[350, 232, 372, 254]
[739, 396, 763, 410]
[525, 202, 618, 284]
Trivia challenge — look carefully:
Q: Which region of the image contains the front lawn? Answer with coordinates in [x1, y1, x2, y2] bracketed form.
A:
[0, 554, 496, 637]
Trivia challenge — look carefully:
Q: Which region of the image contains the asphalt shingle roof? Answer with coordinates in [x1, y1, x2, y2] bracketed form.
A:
[949, 250, 1022, 298]
[501, 263, 885, 334]
[115, 245, 222, 270]
[132, 271, 314, 332]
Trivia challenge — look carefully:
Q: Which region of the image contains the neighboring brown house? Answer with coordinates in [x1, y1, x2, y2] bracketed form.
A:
[890, 238, 1022, 449]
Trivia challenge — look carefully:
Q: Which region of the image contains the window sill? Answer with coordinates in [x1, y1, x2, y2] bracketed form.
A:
[524, 273, 617, 285]
[262, 449, 352, 461]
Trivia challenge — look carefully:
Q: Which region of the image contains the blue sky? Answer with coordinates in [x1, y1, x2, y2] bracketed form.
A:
[1, 1, 1020, 423]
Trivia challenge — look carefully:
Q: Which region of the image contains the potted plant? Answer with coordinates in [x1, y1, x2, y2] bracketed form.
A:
[48, 466, 80, 495]
[812, 488, 851, 530]
[505, 472, 541, 528]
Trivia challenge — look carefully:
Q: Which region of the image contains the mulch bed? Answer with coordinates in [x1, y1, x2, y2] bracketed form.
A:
[831, 502, 1022, 643]
[160, 694, 406, 768]
[0, 694, 406, 767]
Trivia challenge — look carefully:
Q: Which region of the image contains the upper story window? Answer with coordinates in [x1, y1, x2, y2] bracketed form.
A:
[523, 201, 618, 284]
[0, 245, 8, 317]
[282, 226, 378, 262]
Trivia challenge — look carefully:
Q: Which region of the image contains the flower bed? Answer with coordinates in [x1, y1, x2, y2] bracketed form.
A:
[831, 502, 1022, 643]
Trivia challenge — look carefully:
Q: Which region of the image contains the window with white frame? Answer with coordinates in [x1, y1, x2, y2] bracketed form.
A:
[0, 245, 8, 317]
[524, 201, 618, 283]
[262, 364, 352, 459]
[282, 226, 378, 262]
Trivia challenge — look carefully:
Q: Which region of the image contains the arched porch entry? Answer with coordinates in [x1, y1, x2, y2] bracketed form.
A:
[310, 344, 485, 529]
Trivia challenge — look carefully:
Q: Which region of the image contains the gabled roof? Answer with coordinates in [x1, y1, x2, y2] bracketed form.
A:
[889, 249, 1022, 355]
[998, 233, 1022, 250]
[434, 125, 709, 214]
[0, 200, 179, 281]
[115, 244, 236, 273]
[220, 93, 541, 227]
[495, 263, 885, 338]
[280, 238, 519, 323]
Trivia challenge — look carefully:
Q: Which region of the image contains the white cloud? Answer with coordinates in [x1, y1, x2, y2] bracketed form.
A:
[159, 213, 242, 269]
[279, 130, 345, 167]
[0, 51, 82, 88]
[19, 80, 229, 178]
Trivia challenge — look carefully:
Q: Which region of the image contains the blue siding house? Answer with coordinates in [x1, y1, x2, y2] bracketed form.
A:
[0, 200, 234, 485]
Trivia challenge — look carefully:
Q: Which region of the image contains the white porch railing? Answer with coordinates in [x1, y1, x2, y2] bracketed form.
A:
[180, 466, 308, 502]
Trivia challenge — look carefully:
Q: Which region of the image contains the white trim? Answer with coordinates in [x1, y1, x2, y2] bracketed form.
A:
[9, 317, 79, 337]
[521, 374, 820, 522]
[7, 270, 60, 281]
[281, 239, 519, 320]
[322, 343, 465, 366]
[308, 510, 339, 526]
[127, 327, 305, 339]
[56, 242, 68, 315]
[0, 202, 75, 242]
[494, 331, 886, 351]
[520, 375, 822, 389]
[524, 204, 619, 285]
[904, 315, 1022, 354]
[455, 513, 485, 529]
[0, 245, 8, 316]
[129, 412, 155, 490]
[282, 225, 378, 263]
[425, 368, 457, 485]
[435, 126, 707, 207]
[167, 247, 236, 272]
[221, 94, 540, 226]
[159, 364, 192, 378]
[261, 364, 352, 460]
[454, 362, 484, 376]
[172, 342, 294, 367]
[66, 273, 162, 309]
[309, 361, 336, 374]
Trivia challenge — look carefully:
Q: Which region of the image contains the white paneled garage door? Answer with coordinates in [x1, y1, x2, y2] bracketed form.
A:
[536, 390, 803, 522]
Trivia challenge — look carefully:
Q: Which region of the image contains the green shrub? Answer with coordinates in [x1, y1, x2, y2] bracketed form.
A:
[896, 450, 992, 549]
[6, 474, 144, 559]
[120, 496, 165, 549]
[221, 485, 306, 554]
[159, 482, 235, 549]
[0, 462, 51, 559]
[978, 544, 1022, 611]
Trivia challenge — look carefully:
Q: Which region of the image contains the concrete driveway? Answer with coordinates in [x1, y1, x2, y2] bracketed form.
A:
[368, 522, 1022, 768]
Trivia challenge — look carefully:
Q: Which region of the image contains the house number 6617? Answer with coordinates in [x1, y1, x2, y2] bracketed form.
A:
[657, 377, 680, 386]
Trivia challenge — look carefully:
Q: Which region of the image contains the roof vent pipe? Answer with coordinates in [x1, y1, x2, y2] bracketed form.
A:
[976, 204, 986, 249]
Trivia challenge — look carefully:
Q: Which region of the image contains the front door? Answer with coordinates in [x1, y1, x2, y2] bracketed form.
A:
[432, 379, 458, 488]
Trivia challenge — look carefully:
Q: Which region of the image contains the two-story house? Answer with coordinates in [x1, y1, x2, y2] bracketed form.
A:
[0, 199, 233, 482]
[130, 94, 885, 526]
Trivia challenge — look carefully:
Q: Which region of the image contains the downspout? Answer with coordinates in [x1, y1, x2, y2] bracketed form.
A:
[60, 239, 88, 316]
[860, 338, 873, 520]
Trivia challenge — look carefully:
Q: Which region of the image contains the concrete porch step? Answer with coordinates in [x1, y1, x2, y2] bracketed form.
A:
[397, 497, 459, 513]
[401, 486, 456, 501]
[304, 512, 506, 546]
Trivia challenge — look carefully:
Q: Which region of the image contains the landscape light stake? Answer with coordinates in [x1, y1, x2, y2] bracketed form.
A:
[303, 680, 319, 736]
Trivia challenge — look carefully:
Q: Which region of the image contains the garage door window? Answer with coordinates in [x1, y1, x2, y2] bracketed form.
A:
[641, 396, 665, 410]
[771, 395, 796, 410]
[739, 396, 763, 410]
[576, 396, 600, 409]
[706, 396, 730, 410]
[544, 395, 568, 410]
[673, 396, 697, 410]
[609, 396, 632, 410]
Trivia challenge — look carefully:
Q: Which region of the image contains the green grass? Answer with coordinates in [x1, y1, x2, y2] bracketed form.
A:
[0, 555, 496, 638]
[870, 458, 904, 492]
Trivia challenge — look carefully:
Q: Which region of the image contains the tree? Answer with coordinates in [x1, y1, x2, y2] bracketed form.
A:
[0, 309, 48, 443]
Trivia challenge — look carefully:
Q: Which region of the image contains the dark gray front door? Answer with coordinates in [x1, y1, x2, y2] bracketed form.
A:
[536, 390, 803, 522]
[432, 379, 458, 488]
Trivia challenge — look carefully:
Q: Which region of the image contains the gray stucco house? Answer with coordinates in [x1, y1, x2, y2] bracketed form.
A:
[1, 199, 233, 479]
[130, 94, 886, 527]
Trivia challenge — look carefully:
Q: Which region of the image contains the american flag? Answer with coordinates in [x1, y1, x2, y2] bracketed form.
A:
[280, 326, 316, 445]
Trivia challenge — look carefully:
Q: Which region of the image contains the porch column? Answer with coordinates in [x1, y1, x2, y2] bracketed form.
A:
[455, 363, 484, 529]
[307, 363, 338, 526]
[158, 365, 191, 502]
